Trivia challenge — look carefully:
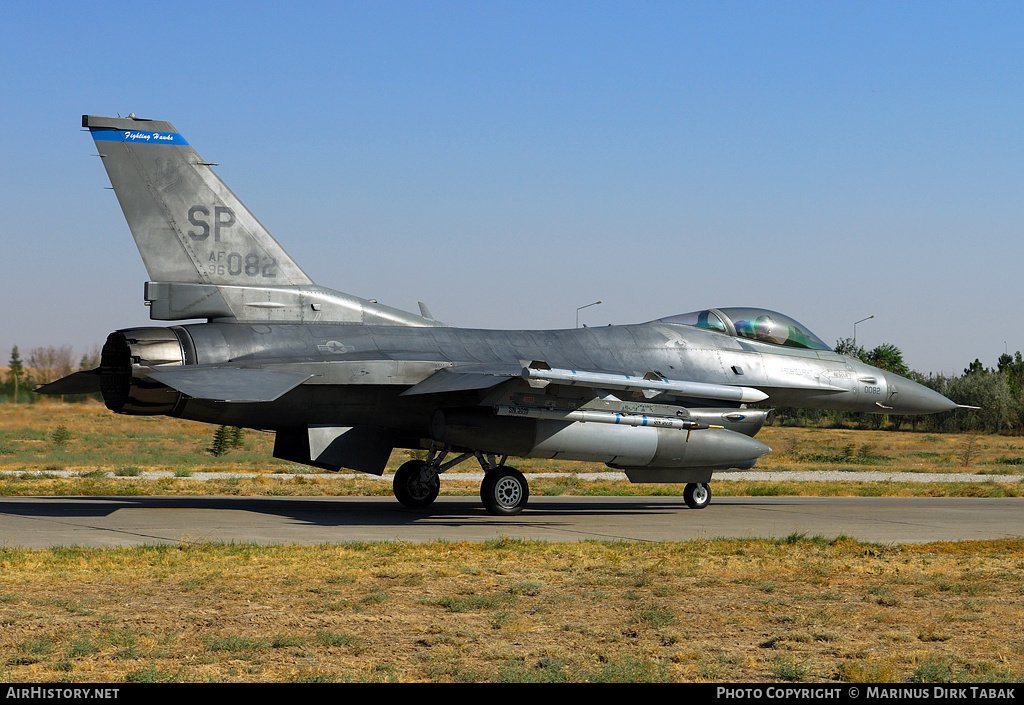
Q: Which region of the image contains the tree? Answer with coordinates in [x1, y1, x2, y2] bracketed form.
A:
[209, 425, 245, 456]
[8, 346, 23, 404]
[26, 346, 75, 385]
[964, 359, 985, 376]
[864, 343, 909, 377]
[834, 337, 866, 361]
[78, 345, 100, 371]
[835, 338, 910, 377]
[997, 351, 1024, 396]
[944, 369, 1016, 433]
[997, 352, 1018, 373]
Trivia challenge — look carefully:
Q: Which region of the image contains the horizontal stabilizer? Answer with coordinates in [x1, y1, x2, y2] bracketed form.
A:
[35, 369, 102, 396]
[145, 367, 312, 402]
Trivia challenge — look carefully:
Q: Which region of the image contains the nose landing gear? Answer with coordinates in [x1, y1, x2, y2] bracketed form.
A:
[683, 482, 711, 510]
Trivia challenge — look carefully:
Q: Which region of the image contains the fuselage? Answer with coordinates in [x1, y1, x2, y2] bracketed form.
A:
[102, 317, 957, 437]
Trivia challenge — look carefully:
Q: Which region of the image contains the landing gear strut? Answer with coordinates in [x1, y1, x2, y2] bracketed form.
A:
[683, 482, 711, 510]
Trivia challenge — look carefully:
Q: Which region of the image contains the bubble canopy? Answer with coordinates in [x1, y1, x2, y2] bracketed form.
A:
[660, 308, 833, 351]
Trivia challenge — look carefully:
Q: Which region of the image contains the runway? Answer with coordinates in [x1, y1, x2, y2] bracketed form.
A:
[1, 496, 1022, 548]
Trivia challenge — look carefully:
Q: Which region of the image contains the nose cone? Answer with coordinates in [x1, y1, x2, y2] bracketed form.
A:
[883, 371, 959, 415]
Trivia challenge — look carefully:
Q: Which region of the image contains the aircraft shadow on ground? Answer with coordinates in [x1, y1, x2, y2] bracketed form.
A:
[0, 496, 745, 528]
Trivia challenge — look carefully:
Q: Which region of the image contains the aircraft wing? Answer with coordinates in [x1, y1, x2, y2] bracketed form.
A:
[40, 360, 770, 405]
[401, 361, 768, 403]
[399, 365, 521, 396]
[144, 367, 313, 403]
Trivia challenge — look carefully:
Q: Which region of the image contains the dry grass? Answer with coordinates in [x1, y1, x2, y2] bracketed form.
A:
[2, 402, 1024, 493]
[757, 425, 1024, 474]
[1, 538, 1022, 683]
[0, 402, 279, 474]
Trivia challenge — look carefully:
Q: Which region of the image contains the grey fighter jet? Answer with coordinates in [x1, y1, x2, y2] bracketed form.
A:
[40, 115, 959, 515]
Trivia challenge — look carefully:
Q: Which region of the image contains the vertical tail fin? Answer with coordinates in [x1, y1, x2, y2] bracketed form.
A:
[84, 115, 312, 287]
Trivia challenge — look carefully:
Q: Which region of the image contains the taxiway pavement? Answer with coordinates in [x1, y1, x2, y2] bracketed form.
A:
[1, 496, 1021, 548]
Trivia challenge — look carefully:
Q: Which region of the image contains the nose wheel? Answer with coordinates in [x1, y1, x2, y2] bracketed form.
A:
[683, 482, 711, 509]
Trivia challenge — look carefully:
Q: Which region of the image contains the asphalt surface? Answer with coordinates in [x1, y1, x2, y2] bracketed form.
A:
[1, 495, 1021, 548]
[5, 470, 1023, 483]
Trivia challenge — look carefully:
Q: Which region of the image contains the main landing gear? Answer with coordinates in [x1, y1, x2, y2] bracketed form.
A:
[392, 444, 529, 516]
[392, 460, 440, 508]
[480, 467, 529, 516]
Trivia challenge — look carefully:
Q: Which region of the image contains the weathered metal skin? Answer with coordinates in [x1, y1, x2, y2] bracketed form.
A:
[94, 317, 955, 478]
[108, 319, 953, 420]
[40, 114, 960, 513]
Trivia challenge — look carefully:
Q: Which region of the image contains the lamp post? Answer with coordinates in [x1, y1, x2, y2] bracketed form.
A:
[576, 301, 602, 328]
[853, 315, 874, 347]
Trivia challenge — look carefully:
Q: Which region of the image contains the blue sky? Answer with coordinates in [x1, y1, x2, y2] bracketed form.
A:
[1, 1, 1021, 375]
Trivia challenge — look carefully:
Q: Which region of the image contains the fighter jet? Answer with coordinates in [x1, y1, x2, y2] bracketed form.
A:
[40, 115, 959, 515]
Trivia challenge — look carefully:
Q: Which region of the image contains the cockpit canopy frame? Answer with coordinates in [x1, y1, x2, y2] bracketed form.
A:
[661, 307, 832, 351]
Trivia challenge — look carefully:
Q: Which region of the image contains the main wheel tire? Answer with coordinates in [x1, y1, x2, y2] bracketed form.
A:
[683, 482, 711, 510]
[481, 467, 529, 516]
[393, 460, 440, 508]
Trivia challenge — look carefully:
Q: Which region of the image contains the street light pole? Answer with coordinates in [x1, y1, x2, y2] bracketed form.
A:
[576, 301, 602, 328]
[853, 315, 874, 347]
